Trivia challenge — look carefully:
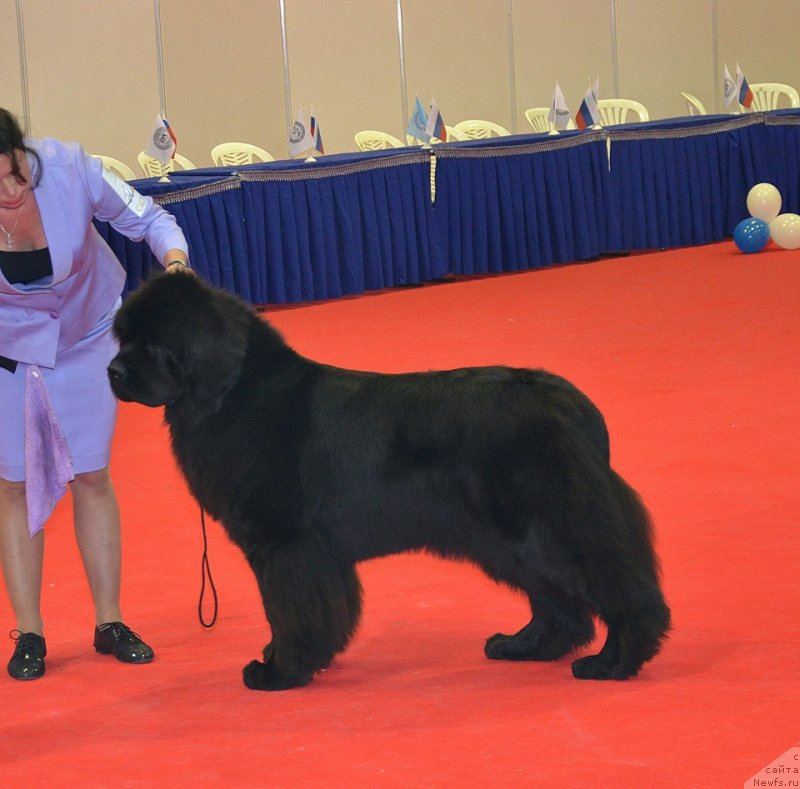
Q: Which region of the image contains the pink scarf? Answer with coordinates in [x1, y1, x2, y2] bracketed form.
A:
[24, 365, 74, 537]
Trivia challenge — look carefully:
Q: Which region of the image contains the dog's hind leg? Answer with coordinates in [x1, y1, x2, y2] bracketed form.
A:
[242, 540, 363, 691]
[485, 586, 595, 661]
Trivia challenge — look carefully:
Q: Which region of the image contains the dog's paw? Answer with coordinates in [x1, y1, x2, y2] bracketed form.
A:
[242, 659, 313, 691]
[571, 654, 638, 680]
[485, 629, 580, 662]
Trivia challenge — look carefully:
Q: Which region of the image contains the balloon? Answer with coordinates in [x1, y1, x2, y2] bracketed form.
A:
[733, 217, 770, 253]
[746, 183, 782, 222]
[768, 213, 800, 250]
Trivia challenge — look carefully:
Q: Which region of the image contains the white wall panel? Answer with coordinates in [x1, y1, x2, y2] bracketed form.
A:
[615, 0, 713, 119]
[286, 0, 400, 155]
[160, 0, 285, 166]
[1, 0, 799, 162]
[0, 0, 24, 122]
[21, 0, 158, 171]
[403, 0, 511, 133]
[512, 0, 613, 132]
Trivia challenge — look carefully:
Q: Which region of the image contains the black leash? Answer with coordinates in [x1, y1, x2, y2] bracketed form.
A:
[198, 507, 218, 628]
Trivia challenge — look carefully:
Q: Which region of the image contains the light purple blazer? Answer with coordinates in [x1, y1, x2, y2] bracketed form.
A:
[0, 138, 188, 369]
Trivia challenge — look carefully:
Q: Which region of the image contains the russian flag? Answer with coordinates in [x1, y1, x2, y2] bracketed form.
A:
[309, 110, 325, 154]
[575, 79, 599, 129]
[736, 64, 753, 109]
[425, 97, 447, 141]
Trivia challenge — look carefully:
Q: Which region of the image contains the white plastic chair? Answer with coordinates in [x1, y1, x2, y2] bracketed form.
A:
[596, 99, 650, 126]
[453, 119, 511, 139]
[137, 151, 196, 178]
[354, 130, 405, 151]
[405, 126, 464, 146]
[211, 142, 275, 167]
[91, 155, 136, 180]
[680, 92, 707, 116]
[524, 107, 576, 133]
[749, 83, 800, 111]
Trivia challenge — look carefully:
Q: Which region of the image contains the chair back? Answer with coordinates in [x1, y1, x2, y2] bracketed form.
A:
[680, 92, 707, 116]
[354, 130, 404, 151]
[597, 99, 650, 126]
[92, 155, 136, 180]
[406, 126, 463, 146]
[454, 119, 511, 139]
[749, 83, 800, 111]
[524, 107, 576, 133]
[211, 142, 274, 167]
[138, 151, 196, 178]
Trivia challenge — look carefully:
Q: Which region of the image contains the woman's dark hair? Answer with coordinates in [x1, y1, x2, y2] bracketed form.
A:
[0, 107, 42, 188]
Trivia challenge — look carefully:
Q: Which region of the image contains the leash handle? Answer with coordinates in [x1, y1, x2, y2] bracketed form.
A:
[198, 507, 218, 628]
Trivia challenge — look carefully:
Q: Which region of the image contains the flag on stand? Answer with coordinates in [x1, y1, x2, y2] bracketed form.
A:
[289, 107, 309, 157]
[309, 108, 325, 155]
[425, 97, 447, 141]
[723, 64, 737, 108]
[145, 113, 177, 164]
[736, 63, 753, 109]
[548, 82, 572, 130]
[575, 77, 600, 129]
[406, 95, 430, 142]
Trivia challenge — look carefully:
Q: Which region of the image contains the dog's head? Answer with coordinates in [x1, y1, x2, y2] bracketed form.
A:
[108, 271, 251, 417]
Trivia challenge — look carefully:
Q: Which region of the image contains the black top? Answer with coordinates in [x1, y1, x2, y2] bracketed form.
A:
[0, 247, 54, 372]
[0, 247, 53, 284]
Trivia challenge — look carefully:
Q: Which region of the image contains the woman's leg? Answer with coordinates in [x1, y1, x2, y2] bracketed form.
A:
[70, 467, 123, 626]
[0, 478, 45, 635]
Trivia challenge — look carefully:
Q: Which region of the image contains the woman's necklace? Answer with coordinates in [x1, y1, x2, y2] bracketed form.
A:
[0, 195, 29, 250]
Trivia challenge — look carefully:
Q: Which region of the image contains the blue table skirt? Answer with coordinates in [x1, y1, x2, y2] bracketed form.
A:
[96, 110, 800, 304]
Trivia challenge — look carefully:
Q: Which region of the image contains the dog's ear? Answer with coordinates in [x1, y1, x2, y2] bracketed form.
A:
[180, 299, 251, 417]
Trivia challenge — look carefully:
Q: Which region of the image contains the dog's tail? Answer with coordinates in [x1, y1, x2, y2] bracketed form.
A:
[578, 463, 671, 676]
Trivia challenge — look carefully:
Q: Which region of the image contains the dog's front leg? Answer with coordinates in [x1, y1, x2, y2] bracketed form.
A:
[242, 538, 362, 691]
[243, 642, 313, 691]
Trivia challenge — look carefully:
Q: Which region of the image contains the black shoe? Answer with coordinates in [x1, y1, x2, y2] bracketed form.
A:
[94, 622, 154, 664]
[8, 630, 46, 680]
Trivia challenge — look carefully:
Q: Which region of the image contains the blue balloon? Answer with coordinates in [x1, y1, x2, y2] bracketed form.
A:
[734, 217, 770, 253]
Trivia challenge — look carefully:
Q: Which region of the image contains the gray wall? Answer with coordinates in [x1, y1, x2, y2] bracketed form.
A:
[2, 0, 798, 172]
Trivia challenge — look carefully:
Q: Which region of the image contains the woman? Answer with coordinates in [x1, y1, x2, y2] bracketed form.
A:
[0, 107, 190, 680]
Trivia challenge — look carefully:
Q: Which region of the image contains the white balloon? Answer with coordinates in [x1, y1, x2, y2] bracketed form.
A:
[769, 213, 800, 250]
[747, 183, 782, 222]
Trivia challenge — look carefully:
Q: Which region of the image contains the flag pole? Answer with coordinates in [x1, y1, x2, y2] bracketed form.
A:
[279, 0, 294, 152]
[396, 0, 409, 139]
[153, 0, 167, 117]
[711, 0, 720, 113]
[14, 0, 31, 134]
[506, 0, 517, 134]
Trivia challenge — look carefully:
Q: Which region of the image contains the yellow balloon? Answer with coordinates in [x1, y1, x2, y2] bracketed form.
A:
[768, 213, 800, 250]
[747, 183, 782, 222]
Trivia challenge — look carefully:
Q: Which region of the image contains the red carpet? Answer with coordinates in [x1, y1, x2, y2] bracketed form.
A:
[1, 242, 798, 787]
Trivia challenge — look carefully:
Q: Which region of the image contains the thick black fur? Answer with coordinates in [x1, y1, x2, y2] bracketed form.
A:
[108, 272, 670, 691]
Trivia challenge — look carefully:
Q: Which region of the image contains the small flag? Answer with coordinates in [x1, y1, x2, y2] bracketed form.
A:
[289, 107, 309, 157]
[548, 82, 572, 131]
[575, 76, 600, 129]
[723, 64, 737, 108]
[406, 95, 430, 142]
[145, 113, 176, 164]
[425, 97, 447, 141]
[309, 108, 325, 155]
[736, 63, 753, 109]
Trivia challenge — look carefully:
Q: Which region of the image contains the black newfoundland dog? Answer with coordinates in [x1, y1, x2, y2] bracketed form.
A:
[108, 272, 670, 691]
